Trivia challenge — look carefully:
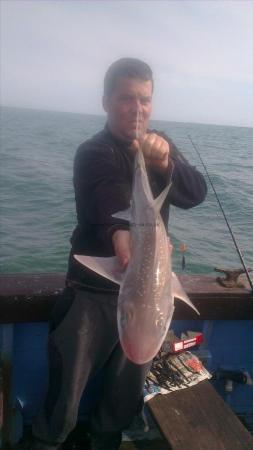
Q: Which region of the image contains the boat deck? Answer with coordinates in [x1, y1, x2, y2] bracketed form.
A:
[1, 273, 253, 449]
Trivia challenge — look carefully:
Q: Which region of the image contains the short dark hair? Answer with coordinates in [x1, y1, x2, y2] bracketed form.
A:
[103, 58, 153, 97]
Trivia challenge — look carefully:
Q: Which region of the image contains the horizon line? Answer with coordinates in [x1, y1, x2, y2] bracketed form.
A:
[1, 103, 252, 130]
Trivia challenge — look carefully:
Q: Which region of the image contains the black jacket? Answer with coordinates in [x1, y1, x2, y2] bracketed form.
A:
[66, 125, 207, 292]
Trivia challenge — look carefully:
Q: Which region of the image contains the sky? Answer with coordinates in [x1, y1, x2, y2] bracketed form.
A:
[1, 0, 253, 127]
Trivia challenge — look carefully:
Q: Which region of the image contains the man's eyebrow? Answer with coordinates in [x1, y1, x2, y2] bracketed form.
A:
[120, 93, 134, 98]
[140, 95, 152, 101]
[119, 93, 152, 101]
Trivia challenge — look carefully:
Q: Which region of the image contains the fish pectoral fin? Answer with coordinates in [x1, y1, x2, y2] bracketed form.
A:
[150, 182, 172, 215]
[74, 255, 123, 285]
[112, 206, 131, 222]
[172, 272, 200, 315]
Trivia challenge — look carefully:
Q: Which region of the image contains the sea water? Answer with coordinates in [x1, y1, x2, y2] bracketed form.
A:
[1, 106, 252, 276]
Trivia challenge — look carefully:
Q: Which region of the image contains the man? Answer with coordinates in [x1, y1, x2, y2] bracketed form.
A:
[31, 58, 207, 450]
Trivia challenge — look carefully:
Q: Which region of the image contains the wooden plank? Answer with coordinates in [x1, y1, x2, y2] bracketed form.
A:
[0, 273, 253, 324]
[147, 380, 253, 450]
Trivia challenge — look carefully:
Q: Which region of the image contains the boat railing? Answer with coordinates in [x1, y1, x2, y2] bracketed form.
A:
[0, 272, 253, 323]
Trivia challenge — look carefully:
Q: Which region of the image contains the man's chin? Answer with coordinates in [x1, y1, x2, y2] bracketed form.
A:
[124, 127, 146, 142]
[119, 129, 137, 143]
[126, 130, 138, 141]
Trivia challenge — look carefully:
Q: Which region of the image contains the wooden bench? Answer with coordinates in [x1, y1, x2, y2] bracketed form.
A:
[147, 380, 253, 450]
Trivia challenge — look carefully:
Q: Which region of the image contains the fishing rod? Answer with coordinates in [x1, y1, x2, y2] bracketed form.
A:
[188, 134, 253, 293]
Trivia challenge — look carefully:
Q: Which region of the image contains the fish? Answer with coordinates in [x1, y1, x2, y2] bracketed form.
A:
[74, 147, 199, 365]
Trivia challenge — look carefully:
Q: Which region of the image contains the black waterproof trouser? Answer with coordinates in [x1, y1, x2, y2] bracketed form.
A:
[32, 287, 152, 447]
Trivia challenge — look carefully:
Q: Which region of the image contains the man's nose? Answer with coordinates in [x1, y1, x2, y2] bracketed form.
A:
[131, 98, 143, 114]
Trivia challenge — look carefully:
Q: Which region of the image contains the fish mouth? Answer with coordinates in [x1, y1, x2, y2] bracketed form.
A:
[120, 336, 162, 365]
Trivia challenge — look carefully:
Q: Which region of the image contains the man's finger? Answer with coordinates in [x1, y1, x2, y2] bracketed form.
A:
[142, 133, 156, 159]
[130, 139, 140, 155]
[112, 230, 131, 269]
[131, 133, 147, 154]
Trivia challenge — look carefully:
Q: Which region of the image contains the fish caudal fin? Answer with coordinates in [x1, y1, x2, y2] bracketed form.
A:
[172, 272, 200, 315]
[74, 255, 124, 285]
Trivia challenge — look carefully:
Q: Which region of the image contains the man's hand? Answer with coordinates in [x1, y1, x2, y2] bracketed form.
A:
[112, 229, 131, 270]
[131, 133, 170, 173]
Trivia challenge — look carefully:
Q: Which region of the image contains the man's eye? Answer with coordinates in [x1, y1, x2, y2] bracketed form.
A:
[141, 98, 151, 105]
[120, 96, 132, 102]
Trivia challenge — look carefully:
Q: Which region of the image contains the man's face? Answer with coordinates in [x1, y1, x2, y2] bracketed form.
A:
[103, 76, 152, 142]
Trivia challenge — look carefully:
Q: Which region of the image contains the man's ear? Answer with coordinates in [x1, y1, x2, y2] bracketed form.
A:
[102, 95, 108, 113]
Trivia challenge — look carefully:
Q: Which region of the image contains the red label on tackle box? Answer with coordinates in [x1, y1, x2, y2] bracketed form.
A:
[171, 333, 203, 353]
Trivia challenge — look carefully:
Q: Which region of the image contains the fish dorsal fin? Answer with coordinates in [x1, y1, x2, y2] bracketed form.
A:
[172, 272, 200, 315]
[74, 255, 124, 285]
[150, 182, 172, 215]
